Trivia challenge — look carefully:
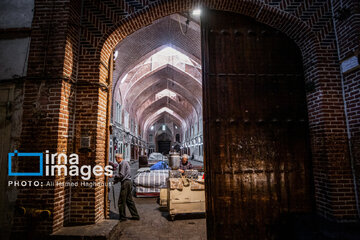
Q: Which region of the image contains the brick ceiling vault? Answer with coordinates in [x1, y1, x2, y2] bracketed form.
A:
[126, 66, 202, 114]
[139, 96, 193, 128]
[144, 112, 186, 134]
[112, 14, 202, 136]
[113, 14, 201, 85]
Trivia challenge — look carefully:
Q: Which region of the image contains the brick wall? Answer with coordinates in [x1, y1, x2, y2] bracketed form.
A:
[333, 0, 360, 217]
[14, 0, 360, 236]
[12, 0, 81, 236]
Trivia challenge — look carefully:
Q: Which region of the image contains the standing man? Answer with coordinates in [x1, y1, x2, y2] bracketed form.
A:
[114, 153, 140, 221]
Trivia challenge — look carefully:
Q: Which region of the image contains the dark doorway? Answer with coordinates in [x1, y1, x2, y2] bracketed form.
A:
[157, 141, 171, 154]
[201, 10, 314, 239]
[173, 144, 181, 152]
[156, 132, 172, 154]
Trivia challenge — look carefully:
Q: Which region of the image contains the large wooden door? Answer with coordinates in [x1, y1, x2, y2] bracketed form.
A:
[201, 10, 314, 239]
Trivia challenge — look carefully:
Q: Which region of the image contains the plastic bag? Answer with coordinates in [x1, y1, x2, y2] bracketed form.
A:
[150, 160, 169, 170]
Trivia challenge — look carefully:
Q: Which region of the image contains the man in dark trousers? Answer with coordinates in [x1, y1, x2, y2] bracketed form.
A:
[114, 153, 140, 221]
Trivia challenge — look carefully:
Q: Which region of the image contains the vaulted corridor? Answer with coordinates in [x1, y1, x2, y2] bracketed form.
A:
[1, 1, 360, 240]
[110, 14, 203, 164]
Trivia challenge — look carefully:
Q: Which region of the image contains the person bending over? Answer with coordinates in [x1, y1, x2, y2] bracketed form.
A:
[178, 154, 193, 174]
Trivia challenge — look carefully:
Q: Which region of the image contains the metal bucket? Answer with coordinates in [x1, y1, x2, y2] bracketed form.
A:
[169, 152, 180, 170]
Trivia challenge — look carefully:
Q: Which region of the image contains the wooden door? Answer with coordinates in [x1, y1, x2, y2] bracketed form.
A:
[201, 10, 314, 239]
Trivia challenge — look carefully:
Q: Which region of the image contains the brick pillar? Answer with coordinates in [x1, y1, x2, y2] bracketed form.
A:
[12, 0, 81, 236]
[302, 43, 359, 221]
[68, 53, 110, 224]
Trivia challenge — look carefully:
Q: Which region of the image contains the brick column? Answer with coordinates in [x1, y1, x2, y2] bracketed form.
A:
[12, 0, 81, 236]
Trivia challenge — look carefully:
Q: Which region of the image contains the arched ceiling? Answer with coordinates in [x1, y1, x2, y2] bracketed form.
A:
[126, 65, 202, 114]
[113, 13, 201, 86]
[145, 111, 185, 133]
[124, 64, 201, 106]
[139, 96, 192, 129]
[113, 13, 201, 139]
[134, 84, 200, 122]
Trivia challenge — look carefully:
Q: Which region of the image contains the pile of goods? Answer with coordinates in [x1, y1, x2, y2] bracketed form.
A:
[133, 168, 169, 197]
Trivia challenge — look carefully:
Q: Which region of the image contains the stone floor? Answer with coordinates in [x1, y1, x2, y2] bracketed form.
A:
[109, 159, 206, 240]
[116, 198, 206, 240]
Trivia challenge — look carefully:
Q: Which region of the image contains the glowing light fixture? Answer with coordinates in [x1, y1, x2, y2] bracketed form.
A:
[192, 8, 201, 16]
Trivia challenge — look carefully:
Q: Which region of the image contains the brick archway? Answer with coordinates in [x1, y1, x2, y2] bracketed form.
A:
[14, 0, 358, 237]
[73, 0, 357, 230]
[98, 1, 317, 62]
[92, 0, 356, 223]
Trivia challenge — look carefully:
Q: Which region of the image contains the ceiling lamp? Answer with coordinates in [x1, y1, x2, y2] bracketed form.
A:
[192, 8, 201, 16]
